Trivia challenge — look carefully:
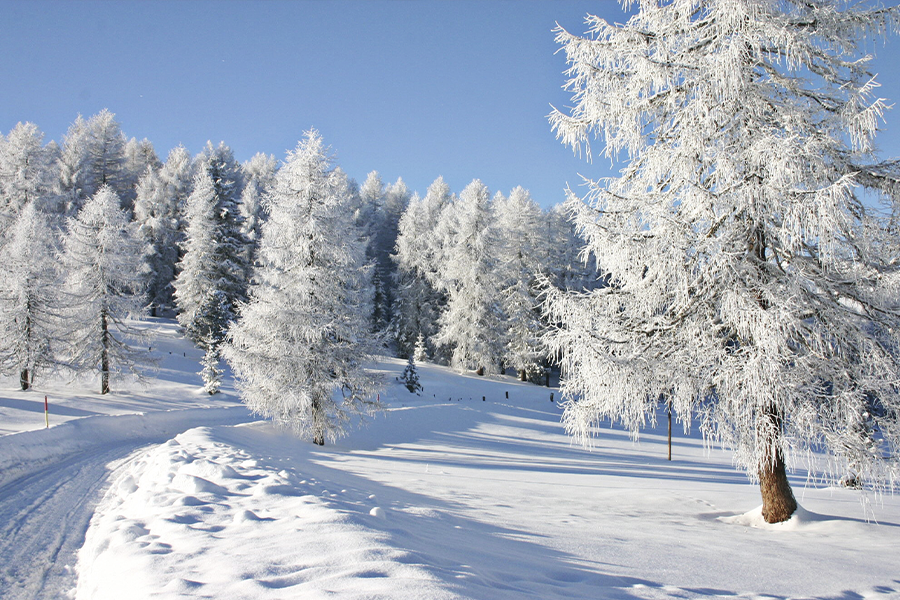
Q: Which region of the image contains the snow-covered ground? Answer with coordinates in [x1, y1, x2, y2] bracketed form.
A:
[1, 319, 899, 599]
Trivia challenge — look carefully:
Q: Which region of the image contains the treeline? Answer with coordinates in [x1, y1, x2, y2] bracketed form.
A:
[0, 110, 595, 395]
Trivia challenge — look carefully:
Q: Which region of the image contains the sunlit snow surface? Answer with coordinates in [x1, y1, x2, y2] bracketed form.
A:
[1, 319, 899, 599]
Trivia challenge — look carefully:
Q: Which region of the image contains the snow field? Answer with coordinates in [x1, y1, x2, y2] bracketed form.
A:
[71, 355, 900, 599]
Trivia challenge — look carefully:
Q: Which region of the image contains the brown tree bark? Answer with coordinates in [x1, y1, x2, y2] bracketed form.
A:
[20, 369, 29, 391]
[758, 406, 797, 523]
[311, 397, 325, 446]
[101, 310, 110, 395]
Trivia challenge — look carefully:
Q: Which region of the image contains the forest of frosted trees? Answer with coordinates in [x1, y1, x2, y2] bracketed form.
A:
[0, 110, 595, 404]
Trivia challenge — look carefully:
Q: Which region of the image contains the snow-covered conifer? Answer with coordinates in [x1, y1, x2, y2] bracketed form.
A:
[122, 137, 161, 211]
[392, 177, 453, 360]
[399, 355, 423, 395]
[173, 170, 222, 338]
[0, 202, 63, 389]
[61, 185, 150, 394]
[434, 179, 504, 375]
[198, 141, 249, 306]
[0, 122, 58, 236]
[224, 130, 381, 445]
[546, 0, 900, 523]
[240, 152, 277, 269]
[495, 186, 547, 381]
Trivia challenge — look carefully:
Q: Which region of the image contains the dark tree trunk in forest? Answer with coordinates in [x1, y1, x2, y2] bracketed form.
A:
[475, 366, 484, 376]
[519, 370, 527, 382]
[758, 406, 797, 523]
[101, 311, 110, 395]
[20, 369, 29, 391]
[311, 397, 325, 446]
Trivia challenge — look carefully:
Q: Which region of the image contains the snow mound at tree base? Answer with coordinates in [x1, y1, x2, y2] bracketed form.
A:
[73, 422, 454, 600]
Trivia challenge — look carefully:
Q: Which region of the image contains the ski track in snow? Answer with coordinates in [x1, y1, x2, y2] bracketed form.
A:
[0, 442, 144, 599]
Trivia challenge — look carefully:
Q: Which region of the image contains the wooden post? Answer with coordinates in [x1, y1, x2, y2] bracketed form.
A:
[667, 404, 672, 461]
[44, 396, 49, 429]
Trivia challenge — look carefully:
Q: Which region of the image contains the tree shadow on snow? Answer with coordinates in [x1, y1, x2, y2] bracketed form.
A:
[213, 424, 743, 600]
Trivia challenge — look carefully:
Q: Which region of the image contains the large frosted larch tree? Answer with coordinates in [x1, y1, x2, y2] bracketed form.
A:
[61, 185, 149, 394]
[0, 202, 63, 390]
[224, 131, 381, 446]
[434, 179, 505, 375]
[545, 0, 900, 523]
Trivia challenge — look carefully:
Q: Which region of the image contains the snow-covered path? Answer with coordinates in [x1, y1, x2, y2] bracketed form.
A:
[0, 441, 143, 598]
[0, 406, 253, 600]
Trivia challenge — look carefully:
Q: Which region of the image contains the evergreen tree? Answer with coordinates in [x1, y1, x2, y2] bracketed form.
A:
[174, 170, 225, 340]
[57, 110, 129, 217]
[434, 179, 504, 375]
[136, 145, 193, 316]
[122, 137, 161, 212]
[546, 0, 900, 523]
[61, 185, 149, 394]
[240, 152, 277, 270]
[392, 177, 452, 360]
[399, 355, 423, 395]
[0, 122, 58, 236]
[224, 131, 381, 445]
[495, 186, 547, 381]
[0, 202, 63, 389]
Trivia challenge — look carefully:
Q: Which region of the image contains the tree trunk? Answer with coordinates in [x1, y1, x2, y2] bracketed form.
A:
[20, 369, 29, 391]
[101, 311, 110, 395]
[758, 406, 797, 523]
[475, 366, 484, 376]
[519, 370, 527, 382]
[311, 397, 325, 446]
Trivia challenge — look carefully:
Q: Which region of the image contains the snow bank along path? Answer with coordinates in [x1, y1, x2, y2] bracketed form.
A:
[0, 406, 251, 600]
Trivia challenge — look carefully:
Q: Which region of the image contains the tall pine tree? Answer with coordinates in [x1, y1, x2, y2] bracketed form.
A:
[224, 131, 381, 445]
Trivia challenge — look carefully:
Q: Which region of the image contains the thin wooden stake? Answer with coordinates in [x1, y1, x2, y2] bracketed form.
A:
[667, 404, 672, 461]
[44, 395, 49, 429]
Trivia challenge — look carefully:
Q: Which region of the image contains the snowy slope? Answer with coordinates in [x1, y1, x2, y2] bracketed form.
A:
[2, 319, 899, 599]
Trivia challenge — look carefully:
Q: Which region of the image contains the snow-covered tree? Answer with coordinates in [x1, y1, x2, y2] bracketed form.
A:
[122, 137, 161, 211]
[195, 290, 230, 395]
[57, 110, 129, 217]
[199, 141, 249, 306]
[0, 202, 63, 389]
[173, 142, 248, 343]
[546, 0, 900, 523]
[392, 177, 453, 360]
[399, 355, 423, 395]
[61, 185, 149, 394]
[174, 170, 225, 339]
[133, 146, 193, 316]
[495, 186, 547, 381]
[434, 179, 504, 375]
[0, 122, 58, 236]
[224, 130, 381, 445]
[240, 152, 277, 270]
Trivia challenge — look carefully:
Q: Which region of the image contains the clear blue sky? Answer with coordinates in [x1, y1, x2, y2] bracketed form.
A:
[2, 0, 899, 208]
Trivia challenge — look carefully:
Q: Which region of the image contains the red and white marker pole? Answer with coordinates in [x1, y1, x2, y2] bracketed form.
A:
[44, 395, 49, 429]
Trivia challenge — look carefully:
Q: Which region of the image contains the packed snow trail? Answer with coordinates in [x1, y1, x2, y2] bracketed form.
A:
[0, 442, 147, 598]
[0, 406, 251, 600]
